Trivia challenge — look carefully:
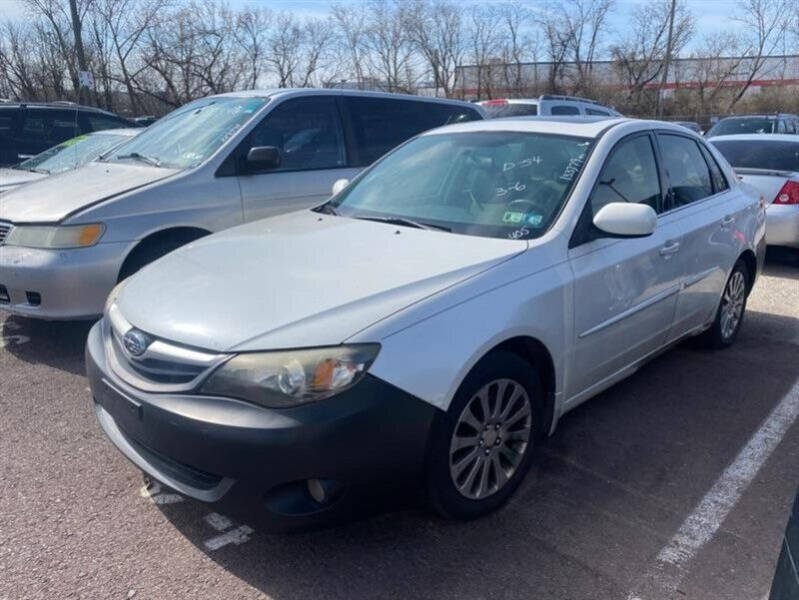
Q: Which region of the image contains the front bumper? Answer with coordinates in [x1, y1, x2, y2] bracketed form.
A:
[0, 242, 127, 319]
[86, 321, 438, 529]
[766, 204, 799, 248]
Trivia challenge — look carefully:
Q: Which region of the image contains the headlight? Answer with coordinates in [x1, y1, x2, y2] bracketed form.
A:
[104, 284, 126, 317]
[199, 344, 381, 408]
[5, 223, 105, 249]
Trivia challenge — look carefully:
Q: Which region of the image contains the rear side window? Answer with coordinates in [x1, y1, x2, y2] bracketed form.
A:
[551, 105, 580, 115]
[711, 140, 799, 172]
[586, 108, 611, 116]
[249, 96, 346, 171]
[658, 134, 713, 208]
[0, 114, 15, 132]
[482, 103, 538, 118]
[345, 97, 481, 166]
[21, 110, 79, 146]
[699, 145, 729, 193]
[591, 134, 661, 215]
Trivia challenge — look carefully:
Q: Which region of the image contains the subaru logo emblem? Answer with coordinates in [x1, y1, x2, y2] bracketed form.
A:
[123, 329, 150, 357]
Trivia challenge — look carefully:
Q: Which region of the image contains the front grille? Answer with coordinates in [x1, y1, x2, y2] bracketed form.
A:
[0, 221, 11, 245]
[104, 303, 228, 393]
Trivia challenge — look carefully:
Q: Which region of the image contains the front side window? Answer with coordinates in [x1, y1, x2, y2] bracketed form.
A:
[591, 135, 661, 215]
[711, 139, 799, 172]
[18, 132, 130, 174]
[106, 96, 267, 170]
[345, 97, 481, 166]
[658, 134, 713, 208]
[551, 105, 580, 115]
[247, 97, 346, 171]
[327, 131, 593, 240]
[85, 114, 130, 132]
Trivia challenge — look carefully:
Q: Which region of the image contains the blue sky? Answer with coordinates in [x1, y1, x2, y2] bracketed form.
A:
[1, 0, 743, 54]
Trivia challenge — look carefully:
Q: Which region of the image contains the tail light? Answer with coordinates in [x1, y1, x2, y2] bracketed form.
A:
[481, 98, 509, 106]
[773, 180, 799, 205]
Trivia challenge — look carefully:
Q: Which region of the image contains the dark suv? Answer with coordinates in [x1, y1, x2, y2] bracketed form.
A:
[706, 113, 799, 137]
[0, 101, 137, 166]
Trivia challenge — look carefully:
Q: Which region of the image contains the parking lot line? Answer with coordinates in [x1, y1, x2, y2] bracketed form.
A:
[628, 379, 799, 599]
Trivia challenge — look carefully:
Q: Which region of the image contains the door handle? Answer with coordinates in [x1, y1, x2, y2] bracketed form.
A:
[659, 240, 681, 256]
[720, 215, 735, 228]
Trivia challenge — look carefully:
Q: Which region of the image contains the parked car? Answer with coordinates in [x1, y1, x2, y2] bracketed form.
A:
[0, 89, 482, 319]
[673, 121, 703, 135]
[710, 134, 799, 248]
[0, 128, 139, 194]
[479, 95, 621, 118]
[87, 117, 765, 528]
[0, 101, 138, 166]
[706, 114, 799, 137]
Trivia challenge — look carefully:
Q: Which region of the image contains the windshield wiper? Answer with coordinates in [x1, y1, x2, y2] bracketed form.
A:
[14, 166, 48, 174]
[353, 215, 451, 232]
[115, 152, 161, 167]
[314, 203, 339, 215]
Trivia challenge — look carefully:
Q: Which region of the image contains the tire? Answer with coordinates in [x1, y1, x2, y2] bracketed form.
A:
[699, 259, 750, 349]
[427, 351, 544, 520]
[118, 231, 207, 282]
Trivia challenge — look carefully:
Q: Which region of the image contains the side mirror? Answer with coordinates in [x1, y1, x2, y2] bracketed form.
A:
[331, 178, 349, 196]
[593, 202, 657, 237]
[245, 146, 281, 173]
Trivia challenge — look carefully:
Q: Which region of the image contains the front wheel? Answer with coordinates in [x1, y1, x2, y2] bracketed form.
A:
[426, 352, 543, 520]
[700, 259, 750, 349]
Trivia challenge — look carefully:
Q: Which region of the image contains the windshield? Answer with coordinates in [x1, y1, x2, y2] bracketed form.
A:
[18, 132, 130, 174]
[708, 118, 776, 136]
[327, 131, 593, 240]
[106, 96, 267, 169]
[483, 103, 538, 118]
[712, 140, 799, 172]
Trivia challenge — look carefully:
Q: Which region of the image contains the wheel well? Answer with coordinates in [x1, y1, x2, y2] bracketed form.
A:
[738, 249, 757, 293]
[118, 227, 210, 282]
[485, 336, 557, 437]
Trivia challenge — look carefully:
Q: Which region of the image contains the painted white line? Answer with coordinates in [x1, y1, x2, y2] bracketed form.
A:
[139, 482, 184, 505]
[204, 512, 233, 532]
[203, 525, 254, 551]
[628, 380, 799, 599]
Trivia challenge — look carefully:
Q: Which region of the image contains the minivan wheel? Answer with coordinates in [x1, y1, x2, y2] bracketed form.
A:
[427, 351, 542, 520]
[700, 259, 750, 349]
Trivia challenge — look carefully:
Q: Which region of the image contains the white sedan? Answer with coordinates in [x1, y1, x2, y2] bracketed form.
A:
[710, 134, 799, 248]
[87, 117, 765, 527]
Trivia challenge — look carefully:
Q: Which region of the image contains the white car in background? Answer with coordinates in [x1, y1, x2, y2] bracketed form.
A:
[88, 117, 765, 528]
[710, 134, 799, 248]
[480, 95, 621, 118]
[0, 128, 139, 194]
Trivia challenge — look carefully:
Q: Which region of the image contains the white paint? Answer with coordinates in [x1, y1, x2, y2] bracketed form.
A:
[204, 512, 233, 532]
[628, 380, 799, 599]
[203, 525, 254, 551]
[139, 482, 184, 505]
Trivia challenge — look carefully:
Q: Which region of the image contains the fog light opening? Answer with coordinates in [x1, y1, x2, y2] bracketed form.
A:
[25, 291, 41, 306]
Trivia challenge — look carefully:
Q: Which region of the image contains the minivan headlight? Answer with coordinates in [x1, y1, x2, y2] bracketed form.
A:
[199, 344, 381, 408]
[5, 223, 105, 249]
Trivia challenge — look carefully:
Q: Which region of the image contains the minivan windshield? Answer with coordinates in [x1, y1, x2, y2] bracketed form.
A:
[326, 131, 593, 240]
[18, 132, 131, 174]
[708, 117, 776, 136]
[106, 96, 267, 169]
[711, 139, 799, 172]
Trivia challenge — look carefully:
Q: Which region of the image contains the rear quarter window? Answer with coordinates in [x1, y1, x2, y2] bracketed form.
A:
[550, 105, 581, 115]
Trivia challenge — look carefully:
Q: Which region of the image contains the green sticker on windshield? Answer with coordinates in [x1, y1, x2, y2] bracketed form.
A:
[502, 211, 525, 224]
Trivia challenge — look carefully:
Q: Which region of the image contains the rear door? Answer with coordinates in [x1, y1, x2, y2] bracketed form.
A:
[237, 95, 358, 222]
[0, 108, 20, 166]
[567, 132, 684, 398]
[656, 132, 741, 339]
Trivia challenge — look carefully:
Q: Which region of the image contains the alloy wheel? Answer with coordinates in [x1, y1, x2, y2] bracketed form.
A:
[449, 378, 533, 500]
[720, 270, 746, 340]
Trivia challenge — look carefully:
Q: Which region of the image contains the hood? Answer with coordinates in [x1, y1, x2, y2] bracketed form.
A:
[0, 168, 45, 194]
[116, 210, 525, 352]
[0, 161, 179, 223]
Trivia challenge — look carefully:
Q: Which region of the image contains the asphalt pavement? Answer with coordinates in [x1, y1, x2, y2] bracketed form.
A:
[1, 249, 798, 600]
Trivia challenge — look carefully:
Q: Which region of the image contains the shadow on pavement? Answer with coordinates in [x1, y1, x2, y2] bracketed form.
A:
[1, 315, 94, 376]
[764, 247, 799, 279]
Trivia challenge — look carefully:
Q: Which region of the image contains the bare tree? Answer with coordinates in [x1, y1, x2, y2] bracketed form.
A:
[496, 1, 537, 97]
[331, 3, 367, 88]
[234, 6, 272, 89]
[362, 0, 417, 92]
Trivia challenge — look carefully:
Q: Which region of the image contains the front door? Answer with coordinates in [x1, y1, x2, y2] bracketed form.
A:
[238, 96, 359, 222]
[567, 132, 684, 400]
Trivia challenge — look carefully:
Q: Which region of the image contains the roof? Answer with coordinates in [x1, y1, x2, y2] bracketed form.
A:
[423, 116, 696, 139]
[208, 87, 478, 108]
[0, 101, 123, 117]
[90, 127, 140, 137]
[717, 114, 797, 120]
[707, 133, 799, 142]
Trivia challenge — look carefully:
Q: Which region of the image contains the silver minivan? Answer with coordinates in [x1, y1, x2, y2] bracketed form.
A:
[0, 89, 483, 319]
